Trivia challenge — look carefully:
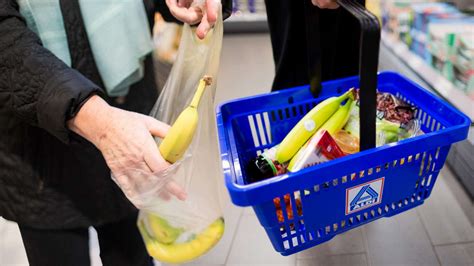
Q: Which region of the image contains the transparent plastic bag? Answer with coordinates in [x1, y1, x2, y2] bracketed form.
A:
[121, 2, 224, 264]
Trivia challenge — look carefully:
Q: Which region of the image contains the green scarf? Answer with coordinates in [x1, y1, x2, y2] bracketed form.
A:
[19, 0, 154, 97]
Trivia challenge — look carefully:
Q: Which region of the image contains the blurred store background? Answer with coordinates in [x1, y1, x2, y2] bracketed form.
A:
[1, 1, 473, 265]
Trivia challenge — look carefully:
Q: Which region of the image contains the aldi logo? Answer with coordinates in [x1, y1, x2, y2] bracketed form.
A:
[346, 177, 385, 215]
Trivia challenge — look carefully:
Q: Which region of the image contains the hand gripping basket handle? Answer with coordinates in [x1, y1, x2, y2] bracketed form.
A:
[310, 1, 381, 151]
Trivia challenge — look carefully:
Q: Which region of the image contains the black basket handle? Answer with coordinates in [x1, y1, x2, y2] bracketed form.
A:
[309, 0, 380, 151]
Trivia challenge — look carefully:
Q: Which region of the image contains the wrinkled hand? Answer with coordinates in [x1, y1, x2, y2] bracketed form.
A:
[166, 0, 218, 39]
[68, 96, 187, 205]
[311, 0, 339, 9]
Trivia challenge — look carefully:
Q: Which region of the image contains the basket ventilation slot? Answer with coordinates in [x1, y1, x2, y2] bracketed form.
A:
[276, 157, 430, 251]
[247, 112, 273, 148]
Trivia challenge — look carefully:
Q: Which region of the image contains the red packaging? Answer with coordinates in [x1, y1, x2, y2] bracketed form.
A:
[317, 130, 347, 160]
[289, 130, 346, 172]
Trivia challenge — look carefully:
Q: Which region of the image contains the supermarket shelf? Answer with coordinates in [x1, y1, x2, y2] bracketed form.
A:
[224, 13, 268, 33]
[381, 32, 474, 122]
[381, 32, 474, 197]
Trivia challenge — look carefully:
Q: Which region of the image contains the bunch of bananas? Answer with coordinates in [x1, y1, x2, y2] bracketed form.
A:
[287, 96, 354, 172]
[140, 215, 224, 264]
[140, 76, 225, 264]
[246, 89, 357, 182]
[274, 89, 356, 168]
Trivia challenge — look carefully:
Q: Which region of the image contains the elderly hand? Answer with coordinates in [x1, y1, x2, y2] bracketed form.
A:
[311, 0, 339, 9]
[166, 0, 219, 39]
[68, 95, 187, 206]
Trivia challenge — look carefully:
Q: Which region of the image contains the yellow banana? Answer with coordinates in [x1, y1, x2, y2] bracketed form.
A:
[288, 98, 354, 171]
[139, 217, 225, 264]
[319, 98, 354, 135]
[147, 213, 184, 244]
[275, 89, 354, 163]
[159, 76, 212, 163]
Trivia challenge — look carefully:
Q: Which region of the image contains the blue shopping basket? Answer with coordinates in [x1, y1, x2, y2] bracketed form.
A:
[216, 0, 470, 256]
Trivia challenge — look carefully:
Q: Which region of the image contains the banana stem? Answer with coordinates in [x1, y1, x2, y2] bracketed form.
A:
[190, 76, 213, 108]
[341, 88, 356, 101]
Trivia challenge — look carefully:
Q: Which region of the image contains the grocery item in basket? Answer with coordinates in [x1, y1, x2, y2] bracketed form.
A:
[334, 130, 360, 154]
[287, 130, 346, 173]
[346, 91, 421, 146]
[288, 98, 353, 172]
[246, 146, 288, 184]
[354, 90, 416, 124]
[344, 105, 421, 146]
[247, 95, 355, 182]
[274, 194, 303, 223]
[138, 218, 225, 264]
[275, 89, 355, 164]
[377, 92, 416, 124]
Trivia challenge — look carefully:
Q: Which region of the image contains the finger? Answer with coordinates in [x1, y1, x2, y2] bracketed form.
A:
[115, 174, 138, 199]
[145, 116, 171, 139]
[166, 0, 202, 24]
[142, 119, 186, 201]
[158, 190, 172, 201]
[188, 6, 203, 25]
[196, 13, 212, 40]
[325, 2, 339, 9]
[165, 181, 187, 201]
[312, 0, 339, 9]
[205, 0, 218, 24]
[142, 117, 170, 173]
[143, 139, 170, 174]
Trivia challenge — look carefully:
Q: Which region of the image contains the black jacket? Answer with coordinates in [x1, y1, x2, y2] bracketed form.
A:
[0, 0, 231, 229]
[265, 0, 365, 92]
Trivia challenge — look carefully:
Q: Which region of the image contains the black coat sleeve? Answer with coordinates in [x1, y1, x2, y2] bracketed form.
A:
[0, 0, 103, 143]
[155, 0, 232, 23]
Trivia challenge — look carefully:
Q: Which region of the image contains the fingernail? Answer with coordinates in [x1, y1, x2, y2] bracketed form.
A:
[199, 29, 208, 39]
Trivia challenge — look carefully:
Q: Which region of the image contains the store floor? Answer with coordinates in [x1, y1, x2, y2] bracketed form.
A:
[1, 34, 473, 266]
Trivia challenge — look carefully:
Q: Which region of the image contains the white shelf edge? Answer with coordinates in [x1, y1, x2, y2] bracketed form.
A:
[381, 32, 474, 122]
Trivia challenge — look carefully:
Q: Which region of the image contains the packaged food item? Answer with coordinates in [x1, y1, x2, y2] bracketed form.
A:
[345, 91, 421, 147]
[288, 130, 346, 172]
[376, 92, 416, 124]
[334, 130, 360, 154]
[354, 90, 416, 124]
[274, 194, 303, 223]
[246, 146, 288, 184]
[246, 89, 423, 184]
